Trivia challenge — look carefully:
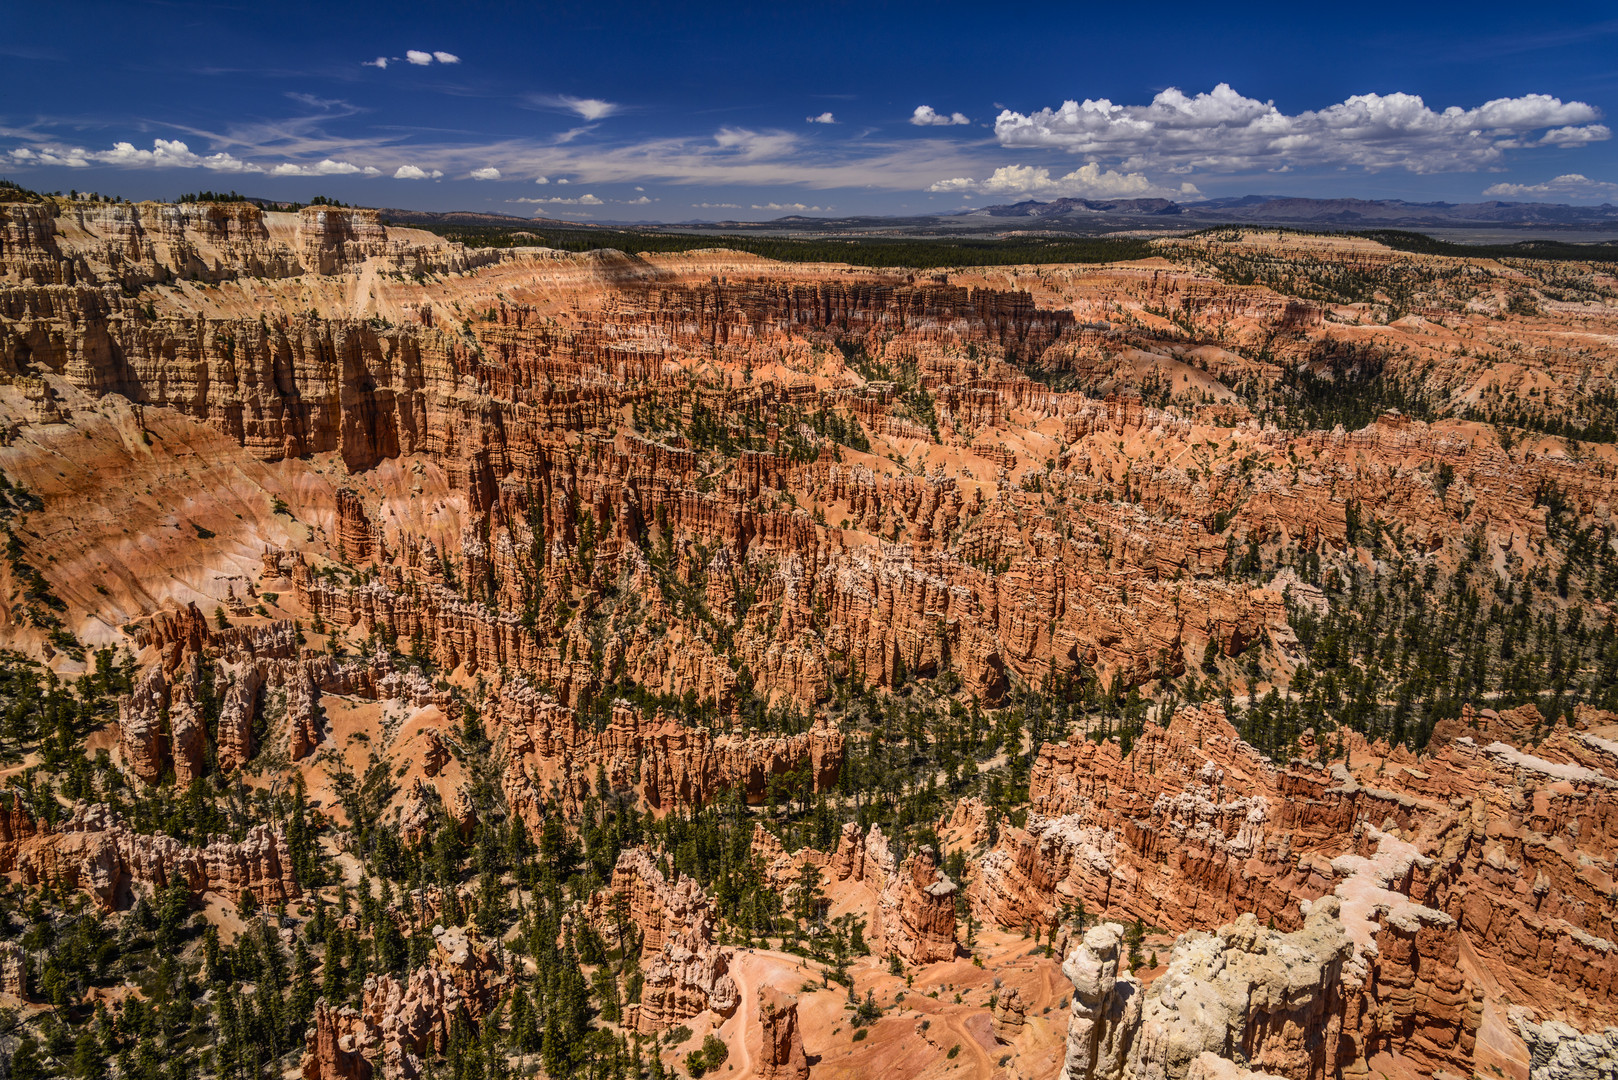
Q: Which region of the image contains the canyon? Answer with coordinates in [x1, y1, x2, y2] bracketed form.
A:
[0, 195, 1615, 1079]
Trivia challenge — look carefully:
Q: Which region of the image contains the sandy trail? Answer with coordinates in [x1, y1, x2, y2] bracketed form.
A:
[729, 955, 757, 1080]
[948, 1012, 994, 1079]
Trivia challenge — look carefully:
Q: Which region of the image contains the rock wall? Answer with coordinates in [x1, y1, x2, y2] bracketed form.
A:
[0, 800, 298, 910]
[497, 678, 844, 823]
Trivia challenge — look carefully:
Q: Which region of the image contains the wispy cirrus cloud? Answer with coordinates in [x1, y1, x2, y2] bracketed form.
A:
[524, 94, 622, 121]
[1, 108, 973, 196]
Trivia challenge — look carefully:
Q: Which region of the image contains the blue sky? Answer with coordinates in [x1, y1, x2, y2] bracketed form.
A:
[3, 1, 1617, 219]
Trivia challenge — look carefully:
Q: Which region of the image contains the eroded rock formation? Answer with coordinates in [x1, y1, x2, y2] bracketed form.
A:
[881, 845, 959, 964]
[1515, 1014, 1618, 1080]
[1061, 924, 1142, 1080]
[0, 941, 27, 1000]
[301, 925, 505, 1080]
[993, 985, 1026, 1043]
[1059, 896, 1478, 1080]
[0, 799, 297, 910]
[756, 986, 810, 1080]
[971, 702, 1616, 1029]
[589, 846, 739, 1033]
[497, 679, 844, 823]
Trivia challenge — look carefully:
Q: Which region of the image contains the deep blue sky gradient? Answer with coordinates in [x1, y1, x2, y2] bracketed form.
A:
[3, 1, 1615, 218]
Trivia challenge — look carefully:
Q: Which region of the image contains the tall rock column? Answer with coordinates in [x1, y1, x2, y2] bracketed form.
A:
[756, 986, 810, 1080]
[1061, 923, 1143, 1080]
[882, 845, 959, 964]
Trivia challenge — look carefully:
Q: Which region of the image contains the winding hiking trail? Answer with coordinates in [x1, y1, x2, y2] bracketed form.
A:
[941, 1007, 995, 1079]
[728, 953, 757, 1080]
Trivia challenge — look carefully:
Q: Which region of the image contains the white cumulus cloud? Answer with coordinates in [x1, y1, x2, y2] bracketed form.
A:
[911, 106, 971, 126]
[270, 158, 376, 177]
[7, 147, 90, 167]
[7, 138, 398, 178]
[362, 56, 388, 69]
[406, 50, 434, 65]
[469, 166, 502, 180]
[11, 138, 262, 173]
[807, 112, 837, 124]
[929, 163, 1196, 200]
[103, 139, 264, 173]
[751, 202, 828, 211]
[393, 165, 443, 179]
[511, 193, 604, 205]
[1483, 173, 1618, 201]
[694, 203, 741, 209]
[432, 51, 460, 64]
[993, 84, 1608, 173]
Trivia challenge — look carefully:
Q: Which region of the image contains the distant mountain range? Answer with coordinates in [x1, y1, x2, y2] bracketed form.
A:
[955, 195, 1618, 227]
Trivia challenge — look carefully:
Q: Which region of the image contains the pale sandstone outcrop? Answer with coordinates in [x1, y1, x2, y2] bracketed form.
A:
[1514, 1014, 1618, 1080]
[0, 941, 26, 999]
[1183, 1055, 1285, 1080]
[1062, 924, 1143, 1080]
[1059, 896, 1477, 1080]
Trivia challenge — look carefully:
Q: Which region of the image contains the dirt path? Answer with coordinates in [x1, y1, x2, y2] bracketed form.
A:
[939, 1007, 995, 1080]
[727, 954, 757, 1080]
